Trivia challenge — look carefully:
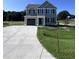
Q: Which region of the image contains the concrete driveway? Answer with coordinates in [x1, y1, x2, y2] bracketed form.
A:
[3, 26, 56, 59]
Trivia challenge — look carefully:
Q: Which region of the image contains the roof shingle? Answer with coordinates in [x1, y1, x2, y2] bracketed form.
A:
[26, 1, 57, 9]
[27, 4, 40, 9]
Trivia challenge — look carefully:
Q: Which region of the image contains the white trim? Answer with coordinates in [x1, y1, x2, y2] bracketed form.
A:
[24, 16, 27, 25]
[43, 17, 45, 25]
[37, 8, 56, 9]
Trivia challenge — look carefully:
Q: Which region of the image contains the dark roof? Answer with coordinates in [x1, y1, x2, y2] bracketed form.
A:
[39, 1, 56, 8]
[26, 1, 57, 9]
[27, 4, 40, 9]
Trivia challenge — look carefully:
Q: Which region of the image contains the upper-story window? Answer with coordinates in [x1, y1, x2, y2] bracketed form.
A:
[47, 9, 50, 14]
[33, 10, 35, 14]
[28, 9, 31, 14]
[38, 9, 43, 15]
[45, 9, 50, 14]
[53, 9, 56, 13]
[38, 9, 41, 14]
[42, 9, 43, 14]
[38, 9, 39, 14]
[51, 9, 56, 14]
[45, 9, 47, 14]
[28, 9, 36, 15]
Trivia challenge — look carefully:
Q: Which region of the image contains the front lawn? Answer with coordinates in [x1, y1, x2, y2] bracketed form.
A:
[37, 27, 75, 59]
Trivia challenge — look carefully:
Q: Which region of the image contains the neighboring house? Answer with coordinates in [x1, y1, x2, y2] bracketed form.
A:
[24, 1, 57, 26]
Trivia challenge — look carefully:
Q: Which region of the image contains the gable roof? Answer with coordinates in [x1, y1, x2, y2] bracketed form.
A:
[39, 1, 57, 8]
[26, 1, 57, 9]
[27, 4, 40, 9]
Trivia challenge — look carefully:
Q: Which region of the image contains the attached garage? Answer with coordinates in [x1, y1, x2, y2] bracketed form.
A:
[24, 16, 45, 26]
[27, 19, 36, 25]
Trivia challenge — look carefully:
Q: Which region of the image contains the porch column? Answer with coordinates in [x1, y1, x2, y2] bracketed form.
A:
[36, 17, 39, 26]
[24, 16, 27, 25]
[43, 17, 45, 25]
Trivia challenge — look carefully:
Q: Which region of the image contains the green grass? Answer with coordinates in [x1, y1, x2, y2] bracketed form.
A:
[3, 21, 24, 27]
[37, 27, 75, 59]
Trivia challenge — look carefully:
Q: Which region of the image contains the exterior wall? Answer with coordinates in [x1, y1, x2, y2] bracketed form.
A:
[26, 8, 37, 16]
[25, 7, 57, 26]
[24, 16, 45, 26]
[45, 17, 56, 25]
[24, 16, 37, 25]
[44, 9, 57, 25]
[26, 8, 56, 16]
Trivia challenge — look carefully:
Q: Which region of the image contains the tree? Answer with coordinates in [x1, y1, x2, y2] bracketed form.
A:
[3, 10, 7, 21]
[3, 10, 26, 21]
[6, 11, 14, 21]
[69, 15, 75, 19]
[57, 10, 71, 24]
[57, 10, 70, 20]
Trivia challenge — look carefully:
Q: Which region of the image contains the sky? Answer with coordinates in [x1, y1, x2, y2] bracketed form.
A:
[3, 0, 75, 15]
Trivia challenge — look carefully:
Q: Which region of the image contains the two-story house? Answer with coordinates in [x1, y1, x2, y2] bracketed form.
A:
[24, 1, 57, 26]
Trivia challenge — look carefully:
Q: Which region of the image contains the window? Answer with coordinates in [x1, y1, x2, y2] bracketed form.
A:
[47, 9, 49, 14]
[38, 9, 39, 14]
[48, 18, 49, 22]
[31, 10, 35, 15]
[51, 18, 53, 22]
[28, 10, 33, 14]
[42, 9, 43, 14]
[51, 18, 56, 23]
[45, 9, 50, 14]
[38, 9, 43, 15]
[51, 9, 56, 14]
[47, 18, 51, 22]
[39, 9, 41, 14]
[33, 10, 35, 14]
[49, 18, 51, 22]
[53, 9, 56, 13]
[46, 18, 49, 23]
[29, 10, 31, 14]
[45, 9, 47, 14]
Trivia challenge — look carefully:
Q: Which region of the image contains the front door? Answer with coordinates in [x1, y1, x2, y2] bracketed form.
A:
[39, 18, 43, 25]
